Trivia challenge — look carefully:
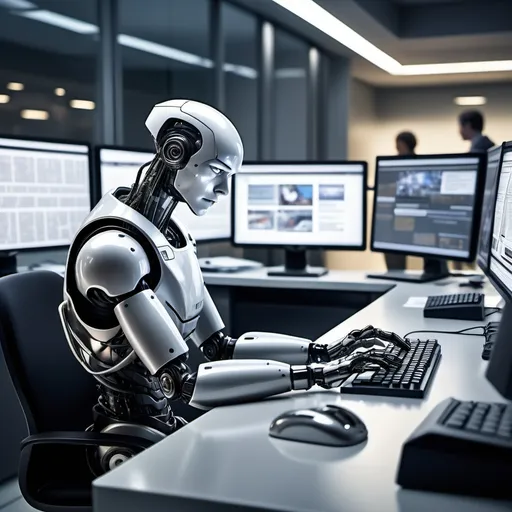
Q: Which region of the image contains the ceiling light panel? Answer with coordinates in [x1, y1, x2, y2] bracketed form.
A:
[454, 96, 487, 106]
[21, 109, 49, 120]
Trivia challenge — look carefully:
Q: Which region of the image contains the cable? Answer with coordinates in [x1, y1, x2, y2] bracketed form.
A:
[403, 325, 486, 339]
[485, 307, 501, 318]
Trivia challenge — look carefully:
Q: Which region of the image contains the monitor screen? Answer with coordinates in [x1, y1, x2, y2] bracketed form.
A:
[477, 145, 503, 272]
[371, 154, 485, 260]
[489, 146, 512, 301]
[0, 136, 91, 251]
[98, 147, 231, 242]
[233, 162, 367, 248]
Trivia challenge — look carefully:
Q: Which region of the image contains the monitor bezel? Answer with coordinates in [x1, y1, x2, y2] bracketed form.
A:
[231, 160, 368, 251]
[370, 152, 487, 263]
[0, 133, 94, 253]
[486, 142, 512, 303]
[476, 143, 505, 273]
[94, 144, 231, 245]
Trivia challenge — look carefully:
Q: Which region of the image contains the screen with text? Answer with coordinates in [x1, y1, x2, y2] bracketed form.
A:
[0, 137, 91, 250]
[99, 148, 231, 242]
[490, 150, 512, 297]
[233, 163, 365, 247]
[372, 156, 482, 259]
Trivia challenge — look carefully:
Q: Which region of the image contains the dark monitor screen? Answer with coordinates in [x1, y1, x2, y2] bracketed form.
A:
[371, 153, 486, 261]
[0, 136, 91, 251]
[232, 161, 367, 249]
[476, 144, 504, 272]
[489, 145, 512, 302]
[97, 146, 231, 242]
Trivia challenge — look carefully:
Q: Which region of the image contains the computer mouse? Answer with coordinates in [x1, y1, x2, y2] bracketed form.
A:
[269, 404, 368, 447]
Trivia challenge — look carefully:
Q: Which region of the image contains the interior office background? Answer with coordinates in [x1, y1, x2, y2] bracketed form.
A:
[0, 0, 511, 270]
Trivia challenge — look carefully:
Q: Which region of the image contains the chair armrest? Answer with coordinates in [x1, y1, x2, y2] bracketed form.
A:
[21, 431, 154, 451]
[18, 431, 156, 512]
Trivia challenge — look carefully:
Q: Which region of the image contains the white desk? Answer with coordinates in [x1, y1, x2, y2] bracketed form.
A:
[93, 271, 508, 512]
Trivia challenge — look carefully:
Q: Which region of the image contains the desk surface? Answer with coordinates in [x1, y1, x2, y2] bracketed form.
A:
[93, 271, 508, 512]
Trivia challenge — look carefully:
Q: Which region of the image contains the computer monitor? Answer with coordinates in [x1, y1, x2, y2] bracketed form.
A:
[476, 144, 504, 273]
[232, 161, 367, 277]
[0, 135, 92, 254]
[369, 153, 486, 282]
[96, 146, 231, 242]
[484, 142, 512, 399]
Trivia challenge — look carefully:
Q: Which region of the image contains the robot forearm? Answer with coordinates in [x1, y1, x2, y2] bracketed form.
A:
[180, 346, 403, 410]
[180, 359, 311, 410]
[200, 331, 327, 365]
[208, 325, 411, 364]
[200, 327, 407, 366]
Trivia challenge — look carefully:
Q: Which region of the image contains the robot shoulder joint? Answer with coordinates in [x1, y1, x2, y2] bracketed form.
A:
[75, 230, 151, 298]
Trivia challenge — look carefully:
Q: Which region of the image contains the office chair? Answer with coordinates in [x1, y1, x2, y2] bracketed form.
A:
[0, 271, 153, 512]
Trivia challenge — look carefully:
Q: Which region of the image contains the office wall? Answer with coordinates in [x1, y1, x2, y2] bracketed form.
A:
[327, 79, 512, 271]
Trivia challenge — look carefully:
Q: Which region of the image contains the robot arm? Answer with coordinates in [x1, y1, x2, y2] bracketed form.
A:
[191, 287, 410, 366]
[73, 229, 190, 377]
[179, 348, 402, 410]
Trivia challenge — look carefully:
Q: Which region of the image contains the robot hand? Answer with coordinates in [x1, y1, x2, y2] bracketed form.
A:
[310, 346, 403, 389]
[310, 325, 411, 363]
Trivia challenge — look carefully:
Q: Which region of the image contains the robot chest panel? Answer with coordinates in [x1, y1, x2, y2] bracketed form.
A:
[154, 244, 204, 337]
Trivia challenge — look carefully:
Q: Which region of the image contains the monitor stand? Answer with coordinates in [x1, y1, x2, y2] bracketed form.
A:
[267, 247, 328, 278]
[367, 258, 450, 283]
[486, 302, 512, 400]
[0, 251, 17, 277]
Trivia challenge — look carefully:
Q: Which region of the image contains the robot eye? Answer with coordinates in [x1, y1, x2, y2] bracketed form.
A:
[210, 165, 223, 175]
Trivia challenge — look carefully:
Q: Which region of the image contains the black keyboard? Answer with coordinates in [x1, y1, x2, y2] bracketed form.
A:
[340, 339, 441, 398]
[397, 397, 512, 498]
[423, 292, 484, 321]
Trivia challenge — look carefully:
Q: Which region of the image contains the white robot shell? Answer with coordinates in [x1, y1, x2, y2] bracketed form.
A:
[145, 99, 244, 173]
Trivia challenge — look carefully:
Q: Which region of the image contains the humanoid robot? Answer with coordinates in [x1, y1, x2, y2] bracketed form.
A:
[59, 99, 409, 473]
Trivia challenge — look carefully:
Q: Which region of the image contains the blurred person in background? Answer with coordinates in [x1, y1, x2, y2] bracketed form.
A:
[458, 110, 494, 153]
[396, 131, 417, 156]
[384, 131, 419, 270]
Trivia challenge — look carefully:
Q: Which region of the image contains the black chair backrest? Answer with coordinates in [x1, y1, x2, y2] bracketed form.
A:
[0, 271, 98, 434]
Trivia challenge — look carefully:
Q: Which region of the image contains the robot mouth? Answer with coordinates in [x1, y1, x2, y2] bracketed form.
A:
[203, 198, 216, 205]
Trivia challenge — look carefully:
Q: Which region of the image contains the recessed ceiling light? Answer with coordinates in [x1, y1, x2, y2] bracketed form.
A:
[272, 0, 512, 76]
[21, 109, 49, 120]
[54, 87, 66, 97]
[70, 99, 95, 110]
[7, 82, 24, 91]
[0, 94, 10, 104]
[454, 96, 487, 106]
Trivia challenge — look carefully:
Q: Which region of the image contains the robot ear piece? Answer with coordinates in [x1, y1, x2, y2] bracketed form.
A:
[161, 133, 196, 169]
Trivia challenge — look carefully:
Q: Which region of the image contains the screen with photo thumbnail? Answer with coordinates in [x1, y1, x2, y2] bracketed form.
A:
[490, 149, 512, 299]
[99, 147, 231, 242]
[372, 155, 483, 259]
[234, 163, 365, 247]
[0, 137, 91, 250]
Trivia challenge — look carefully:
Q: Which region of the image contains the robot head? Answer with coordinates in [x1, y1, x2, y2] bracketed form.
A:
[145, 99, 244, 216]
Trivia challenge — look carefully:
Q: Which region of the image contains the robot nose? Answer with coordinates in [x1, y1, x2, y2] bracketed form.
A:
[215, 179, 229, 196]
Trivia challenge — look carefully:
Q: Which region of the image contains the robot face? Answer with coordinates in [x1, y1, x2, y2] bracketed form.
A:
[176, 158, 234, 216]
[145, 99, 244, 216]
